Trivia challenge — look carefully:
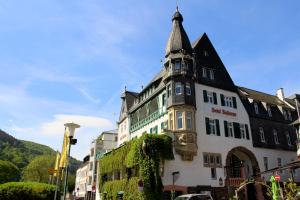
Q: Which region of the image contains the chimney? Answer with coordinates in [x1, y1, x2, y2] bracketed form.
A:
[276, 88, 285, 101]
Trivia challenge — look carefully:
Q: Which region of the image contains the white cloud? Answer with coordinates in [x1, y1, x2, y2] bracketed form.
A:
[78, 88, 101, 104]
[40, 114, 113, 136]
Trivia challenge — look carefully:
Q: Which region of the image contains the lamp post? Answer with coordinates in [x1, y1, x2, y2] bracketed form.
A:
[62, 122, 80, 200]
[171, 171, 179, 200]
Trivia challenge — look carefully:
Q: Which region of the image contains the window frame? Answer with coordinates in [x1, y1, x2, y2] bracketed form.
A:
[209, 119, 217, 135]
[267, 106, 272, 117]
[228, 122, 234, 137]
[175, 82, 182, 95]
[209, 69, 214, 80]
[176, 111, 183, 130]
[207, 91, 214, 104]
[174, 60, 181, 71]
[186, 112, 192, 130]
[186, 83, 191, 95]
[202, 67, 207, 78]
[254, 102, 259, 114]
[259, 127, 265, 143]
[273, 129, 279, 144]
[240, 124, 246, 139]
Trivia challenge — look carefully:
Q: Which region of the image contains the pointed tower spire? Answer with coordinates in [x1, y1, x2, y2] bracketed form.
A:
[165, 8, 192, 57]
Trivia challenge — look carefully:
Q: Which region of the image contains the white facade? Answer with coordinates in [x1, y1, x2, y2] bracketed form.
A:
[75, 163, 89, 199]
[94, 130, 118, 200]
[162, 84, 254, 187]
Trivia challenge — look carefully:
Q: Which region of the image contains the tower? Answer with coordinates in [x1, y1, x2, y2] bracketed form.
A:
[164, 8, 197, 161]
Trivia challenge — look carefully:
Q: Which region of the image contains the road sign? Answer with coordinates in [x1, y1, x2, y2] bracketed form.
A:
[47, 168, 57, 174]
[275, 175, 280, 181]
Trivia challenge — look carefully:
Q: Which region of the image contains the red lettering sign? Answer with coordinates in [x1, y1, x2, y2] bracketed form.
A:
[211, 107, 237, 117]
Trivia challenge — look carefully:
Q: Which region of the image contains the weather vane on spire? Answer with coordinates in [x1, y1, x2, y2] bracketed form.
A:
[176, 0, 179, 11]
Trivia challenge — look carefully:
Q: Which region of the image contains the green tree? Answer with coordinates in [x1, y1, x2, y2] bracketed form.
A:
[22, 155, 55, 183]
[0, 160, 20, 184]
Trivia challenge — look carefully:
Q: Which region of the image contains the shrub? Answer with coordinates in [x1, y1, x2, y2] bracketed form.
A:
[0, 160, 20, 184]
[0, 182, 55, 200]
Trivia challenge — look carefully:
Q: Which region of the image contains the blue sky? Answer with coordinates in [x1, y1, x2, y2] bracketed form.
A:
[0, 0, 299, 160]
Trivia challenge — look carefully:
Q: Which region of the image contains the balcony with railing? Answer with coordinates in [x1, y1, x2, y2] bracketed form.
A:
[130, 108, 167, 133]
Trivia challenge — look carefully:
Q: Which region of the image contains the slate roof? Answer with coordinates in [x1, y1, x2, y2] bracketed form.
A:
[238, 86, 289, 107]
[165, 9, 192, 57]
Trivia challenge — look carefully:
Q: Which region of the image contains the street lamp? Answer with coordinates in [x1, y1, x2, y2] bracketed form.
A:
[62, 122, 80, 200]
[172, 171, 180, 200]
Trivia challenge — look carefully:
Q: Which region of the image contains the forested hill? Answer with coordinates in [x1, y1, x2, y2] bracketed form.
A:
[0, 129, 80, 170]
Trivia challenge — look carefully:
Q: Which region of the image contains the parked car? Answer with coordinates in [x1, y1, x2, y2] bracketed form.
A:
[174, 193, 213, 200]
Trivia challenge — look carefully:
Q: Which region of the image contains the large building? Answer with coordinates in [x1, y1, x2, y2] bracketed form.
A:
[117, 8, 300, 199]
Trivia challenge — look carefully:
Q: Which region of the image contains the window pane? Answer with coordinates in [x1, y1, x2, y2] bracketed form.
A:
[175, 60, 181, 71]
[175, 83, 182, 95]
[186, 112, 192, 130]
[177, 112, 183, 129]
[186, 83, 191, 95]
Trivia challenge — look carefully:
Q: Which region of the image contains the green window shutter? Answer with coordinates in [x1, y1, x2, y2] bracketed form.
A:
[245, 124, 250, 140]
[203, 90, 208, 102]
[220, 94, 225, 106]
[213, 92, 218, 105]
[224, 121, 228, 137]
[216, 119, 220, 136]
[150, 128, 152, 134]
[161, 122, 164, 130]
[233, 97, 237, 108]
[205, 117, 210, 135]
[233, 122, 241, 138]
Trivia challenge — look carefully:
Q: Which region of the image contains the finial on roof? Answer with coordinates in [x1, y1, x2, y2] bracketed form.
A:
[124, 86, 127, 92]
[141, 85, 144, 90]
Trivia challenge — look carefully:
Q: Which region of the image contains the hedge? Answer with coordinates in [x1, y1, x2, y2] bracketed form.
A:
[102, 177, 143, 200]
[0, 182, 55, 200]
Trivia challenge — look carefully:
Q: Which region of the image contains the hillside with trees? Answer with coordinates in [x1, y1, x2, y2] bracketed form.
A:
[0, 129, 81, 185]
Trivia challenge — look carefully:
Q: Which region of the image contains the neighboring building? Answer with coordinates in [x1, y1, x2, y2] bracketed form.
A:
[76, 130, 118, 200]
[94, 129, 118, 200]
[75, 155, 90, 200]
[116, 8, 300, 199]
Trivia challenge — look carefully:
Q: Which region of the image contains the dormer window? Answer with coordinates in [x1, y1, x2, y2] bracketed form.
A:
[202, 68, 207, 78]
[209, 69, 214, 80]
[259, 127, 265, 143]
[174, 60, 181, 71]
[175, 82, 182, 95]
[254, 102, 259, 114]
[273, 129, 279, 144]
[267, 106, 272, 117]
[204, 51, 209, 57]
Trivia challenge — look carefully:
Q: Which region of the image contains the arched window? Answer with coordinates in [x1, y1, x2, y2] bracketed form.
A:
[259, 127, 265, 143]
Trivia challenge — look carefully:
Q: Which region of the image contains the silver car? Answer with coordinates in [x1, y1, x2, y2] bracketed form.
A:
[174, 194, 213, 200]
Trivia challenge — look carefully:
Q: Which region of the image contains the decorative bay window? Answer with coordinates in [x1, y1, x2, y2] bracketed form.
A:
[169, 110, 195, 131]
